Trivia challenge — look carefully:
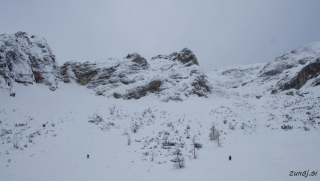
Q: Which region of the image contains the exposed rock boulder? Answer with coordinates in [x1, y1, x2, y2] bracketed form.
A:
[0, 32, 59, 92]
[175, 48, 199, 66]
[152, 48, 199, 66]
[126, 53, 149, 70]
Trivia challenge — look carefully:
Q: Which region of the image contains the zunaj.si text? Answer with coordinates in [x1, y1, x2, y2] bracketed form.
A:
[289, 170, 318, 178]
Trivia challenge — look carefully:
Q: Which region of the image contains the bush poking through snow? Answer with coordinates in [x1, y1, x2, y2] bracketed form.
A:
[109, 105, 116, 115]
[171, 148, 185, 168]
[194, 142, 203, 149]
[131, 122, 139, 133]
[143, 152, 149, 156]
[209, 125, 216, 141]
[241, 123, 246, 129]
[216, 131, 222, 147]
[303, 126, 310, 131]
[229, 124, 236, 130]
[88, 113, 103, 124]
[127, 134, 131, 145]
[281, 125, 293, 130]
[190, 135, 202, 159]
[151, 151, 155, 161]
[28, 134, 33, 142]
[209, 125, 222, 146]
[13, 134, 19, 149]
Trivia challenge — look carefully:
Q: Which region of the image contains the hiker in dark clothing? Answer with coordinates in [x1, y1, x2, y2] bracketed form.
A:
[229, 155, 232, 161]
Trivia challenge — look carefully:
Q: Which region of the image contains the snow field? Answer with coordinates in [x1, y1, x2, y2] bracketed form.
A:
[0, 82, 319, 181]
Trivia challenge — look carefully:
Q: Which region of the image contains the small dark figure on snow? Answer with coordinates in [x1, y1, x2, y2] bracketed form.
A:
[229, 155, 232, 161]
[87, 154, 90, 159]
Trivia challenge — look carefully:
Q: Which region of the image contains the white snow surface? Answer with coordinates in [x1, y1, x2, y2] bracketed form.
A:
[1, 62, 320, 180]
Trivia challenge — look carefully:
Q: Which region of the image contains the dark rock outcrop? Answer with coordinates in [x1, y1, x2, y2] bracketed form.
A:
[126, 53, 149, 70]
[279, 58, 320, 90]
[152, 48, 199, 67]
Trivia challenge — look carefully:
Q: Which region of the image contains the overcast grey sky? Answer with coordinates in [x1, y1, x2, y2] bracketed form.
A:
[1, 0, 320, 71]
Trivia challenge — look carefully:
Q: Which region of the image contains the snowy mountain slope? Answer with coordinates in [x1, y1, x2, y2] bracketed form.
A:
[0, 33, 320, 180]
[206, 41, 320, 98]
[258, 42, 320, 93]
[0, 32, 59, 93]
[0, 82, 319, 181]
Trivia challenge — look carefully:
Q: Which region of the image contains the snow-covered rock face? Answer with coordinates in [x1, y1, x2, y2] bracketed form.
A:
[258, 42, 320, 93]
[206, 42, 320, 100]
[2, 31, 319, 100]
[61, 49, 211, 101]
[209, 41, 320, 97]
[0, 32, 59, 92]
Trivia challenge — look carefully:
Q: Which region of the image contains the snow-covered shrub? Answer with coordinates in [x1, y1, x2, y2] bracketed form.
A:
[171, 148, 185, 168]
[209, 125, 216, 141]
[28, 134, 33, 142]
[281, 125, 293, 130]
[13, 134, 19, 149]
[151, 151, 155, 161]
[142, 152, 149, 156]
[1, 129, 11, 137]
[131, 122, 139, 133]
[127, 134, 131, 145]
[194, 142, 203, 149]
[88, 113, 103, 124]
[241, 123, 246, 129]
[109, 105, 116, 115]
[229, 124, 235, 130]
[303, 126, 310, 131]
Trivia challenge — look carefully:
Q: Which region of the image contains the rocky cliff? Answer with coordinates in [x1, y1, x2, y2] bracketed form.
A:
[1, 31, 320, 100]
[60, 48, 211, 101]
[0, 32, 59, 94]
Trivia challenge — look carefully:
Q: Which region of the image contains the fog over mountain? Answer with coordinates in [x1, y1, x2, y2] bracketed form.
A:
[1, 1, 320, 71]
